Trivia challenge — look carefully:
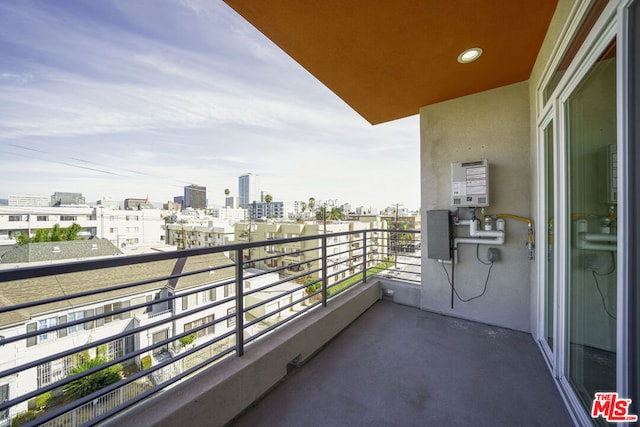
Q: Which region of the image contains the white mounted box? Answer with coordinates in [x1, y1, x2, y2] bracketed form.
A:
[451, 159, 490, 207]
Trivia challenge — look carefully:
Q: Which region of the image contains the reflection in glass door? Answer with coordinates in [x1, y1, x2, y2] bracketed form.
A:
[543, 121, 555, 352]
[565, 39, 617, 413]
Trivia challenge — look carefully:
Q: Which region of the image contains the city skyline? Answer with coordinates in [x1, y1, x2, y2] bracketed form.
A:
[0, 1, 420, 210]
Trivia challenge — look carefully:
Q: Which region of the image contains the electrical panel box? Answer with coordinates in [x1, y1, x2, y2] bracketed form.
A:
[427, 210, 452, 260]
[451, 159, 490, 207]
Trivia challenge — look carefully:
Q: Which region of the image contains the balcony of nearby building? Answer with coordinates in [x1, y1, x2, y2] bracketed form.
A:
[0, 229, 573, 427]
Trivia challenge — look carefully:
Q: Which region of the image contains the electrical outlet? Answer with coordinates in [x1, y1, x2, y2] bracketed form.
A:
[487, 247, 500, 263]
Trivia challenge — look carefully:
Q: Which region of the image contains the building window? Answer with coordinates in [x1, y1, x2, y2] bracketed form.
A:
[109, 227, 118, 233]
[102, 301, 131, 323]
[224, 284, 233, 298]
[37, 353, 81, 388]
[204, 287, 216, 303]
[0, 384, 9, 421]
[184, 315, 215, 338]
[8, 215, 22, 222]
[227, 308, 236, 328]
[83, 308, 95, 329]
[106, 336, 135, 361]
[36, 215, 48, 221]
[59, 215, 77, 221]
[67, 311, 85, 334]
[36, 317, 58, 343]
[152, 330, 169, 356]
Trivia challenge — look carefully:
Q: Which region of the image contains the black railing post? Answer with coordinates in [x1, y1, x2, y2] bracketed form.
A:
[321, 235, 328, 307]
[235, 248, 244, 357]
[362, 232, 367, 283]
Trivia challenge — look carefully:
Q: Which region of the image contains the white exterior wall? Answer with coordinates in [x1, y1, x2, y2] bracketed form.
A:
[0, 207, 166, 247]
[0, 206, 97, 245]
[96, 208, 166, 247]
[165, 221, 235, 249]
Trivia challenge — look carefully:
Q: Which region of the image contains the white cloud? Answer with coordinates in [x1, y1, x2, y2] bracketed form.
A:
[0, 1, 420, 210]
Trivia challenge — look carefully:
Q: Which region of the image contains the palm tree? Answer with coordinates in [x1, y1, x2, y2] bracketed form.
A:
[308, 197, 316, 217]
[328, 207, 345, 220]
[300, 201, 307, 217]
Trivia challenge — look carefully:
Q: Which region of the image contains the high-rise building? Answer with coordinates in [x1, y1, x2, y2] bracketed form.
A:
[184, 185, 206, 209]
[238, 173, 258, 209]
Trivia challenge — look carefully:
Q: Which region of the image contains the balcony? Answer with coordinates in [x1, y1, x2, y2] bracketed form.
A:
[0, 229, 570, 426]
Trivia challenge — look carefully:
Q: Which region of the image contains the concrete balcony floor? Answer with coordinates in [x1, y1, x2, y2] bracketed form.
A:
[230, 300, 572, 427]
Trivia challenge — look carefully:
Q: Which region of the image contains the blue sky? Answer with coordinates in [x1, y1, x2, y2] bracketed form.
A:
[0, 0, 419, 210]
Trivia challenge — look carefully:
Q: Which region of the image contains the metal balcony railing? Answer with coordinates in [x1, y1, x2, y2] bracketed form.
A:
[0, 228, 420, 427]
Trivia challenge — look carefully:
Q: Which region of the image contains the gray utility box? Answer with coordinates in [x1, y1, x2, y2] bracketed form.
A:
[427, 210, 452, 260]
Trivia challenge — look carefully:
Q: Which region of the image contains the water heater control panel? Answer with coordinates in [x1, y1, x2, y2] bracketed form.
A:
[451, 159, 490, 207]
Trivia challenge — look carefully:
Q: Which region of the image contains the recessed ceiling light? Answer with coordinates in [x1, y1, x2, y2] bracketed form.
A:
[457, 48, 483, 63]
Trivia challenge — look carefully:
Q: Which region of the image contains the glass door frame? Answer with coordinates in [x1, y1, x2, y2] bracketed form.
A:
[536, 0, 635, 423]
[536, 111, 558, 371]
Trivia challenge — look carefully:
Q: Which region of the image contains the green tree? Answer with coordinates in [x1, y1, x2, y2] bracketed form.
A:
[224, 188, 230, 197]
[16, 223, 84, 246]
[63, 223, 82, 241]
[300, 201, 307, 217]
[328, 207, 345, 220]
[63, 357, 123, 400]
[33, 229, 49, 242]
[50, 224, 64, 241]
[16, 233, 30, 245]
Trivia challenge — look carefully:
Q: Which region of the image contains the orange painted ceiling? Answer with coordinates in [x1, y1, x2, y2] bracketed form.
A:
[224, 1, 559, 125]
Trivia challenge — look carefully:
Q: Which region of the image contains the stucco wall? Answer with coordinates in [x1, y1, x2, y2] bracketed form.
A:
[527, 0, 577, 339]
[419, 81, 532, 332]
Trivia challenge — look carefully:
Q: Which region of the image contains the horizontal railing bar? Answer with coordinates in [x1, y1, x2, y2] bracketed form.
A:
[0, 294, 236, 379]
[244, 302, 318, 346]
[27, 331, 238, 427]
[1, 318, 237, 414]
[0, 261, 236, 315]
[1, 227, 421, 425]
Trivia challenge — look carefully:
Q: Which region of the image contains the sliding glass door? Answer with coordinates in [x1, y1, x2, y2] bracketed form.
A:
[564, 38, 618, 414]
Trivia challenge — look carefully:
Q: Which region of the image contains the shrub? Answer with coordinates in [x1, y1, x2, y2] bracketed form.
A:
[179, 333, 197, 348]
[140, 355, 152, 371]
[12, 410, 38, 427]
[304, 278, 321, 294]
[63, 357, 123, 400]
[34, 391, 51, 410]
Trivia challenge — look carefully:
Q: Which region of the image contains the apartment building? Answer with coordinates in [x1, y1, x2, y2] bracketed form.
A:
[0, 206, 166, 248]
[165, 220, 235, 250]
[0, 252, 237, 420]
[248, 201, 285, 220]
[7, 195, 50, 208]
[233, 220, 388, 285]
